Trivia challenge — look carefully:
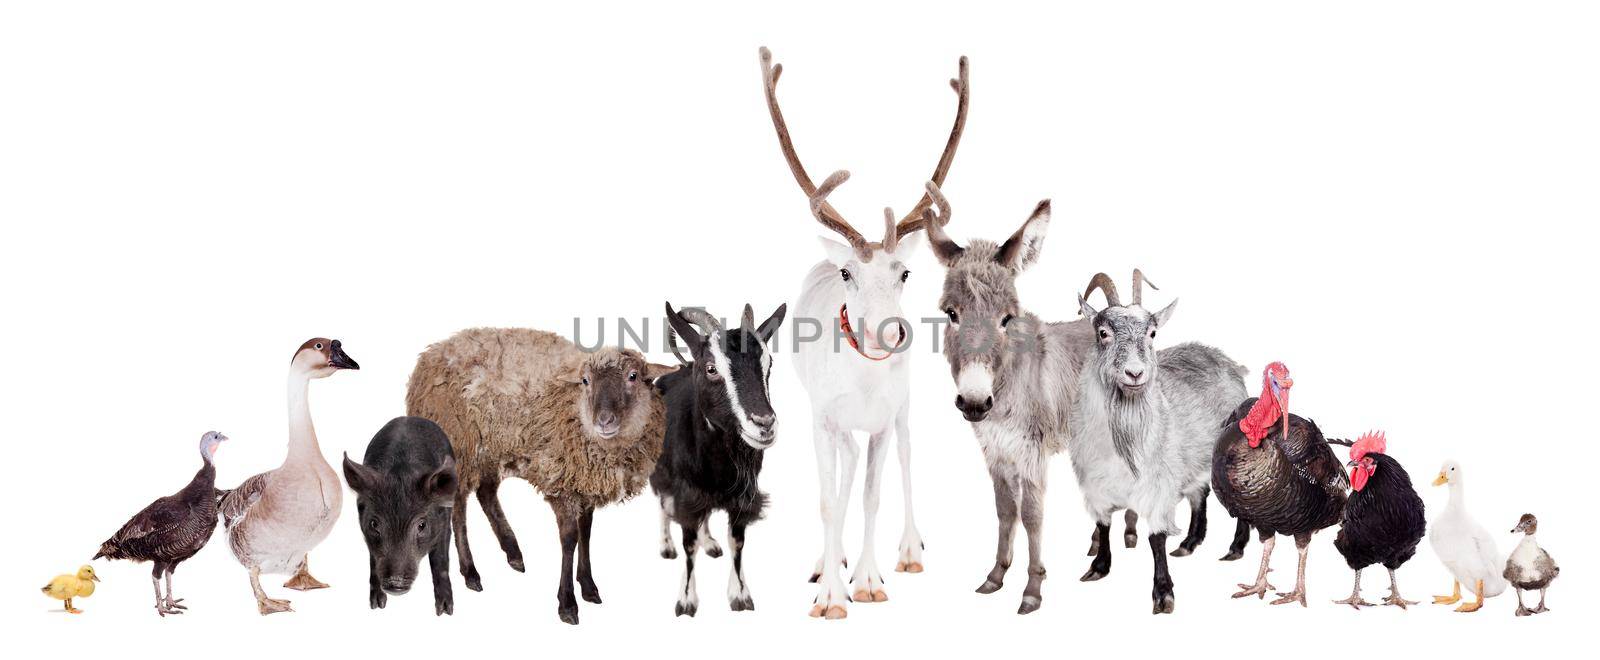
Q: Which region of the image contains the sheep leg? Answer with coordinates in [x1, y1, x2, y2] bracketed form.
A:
[1080, 521, 1112, 582]
[1124, 509, 1139, 548]
[1017, 478, 1047, 614]
[893, 410, 924, 574]
[429, 532, 453, 616]
[576, 505, 601, 604]
[978, 463, 1019, 594]
[676, 519, 701, 617]
[551, 499, 581, 625]
[850, 431, 890, 603]
[452, 487, 482, 591]
[476, 476, 525, 572]
[727, 518, 754, 611]
[1270, 533, 1311, 607]
[1220, 518, 1251, 561]
[1150, 533, 1175, 614]
[1172, 490, 1207, 556]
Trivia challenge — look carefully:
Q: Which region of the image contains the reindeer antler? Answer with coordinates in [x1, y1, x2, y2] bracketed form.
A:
[1083, 273, 1122, 308]
[1131, 268, 1158, 306]
[760, 47, 969, 251]
[922, 180, 953, 229]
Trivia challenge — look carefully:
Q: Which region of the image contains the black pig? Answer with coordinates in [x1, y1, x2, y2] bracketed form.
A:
[343, 416, 458, 615]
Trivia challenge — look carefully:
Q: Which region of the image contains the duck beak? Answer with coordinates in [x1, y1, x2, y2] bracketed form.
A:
[1431, 473, 1448, 486]
[327, 340, 360, 370]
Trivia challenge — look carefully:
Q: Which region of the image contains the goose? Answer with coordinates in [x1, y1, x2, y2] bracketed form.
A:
[220, 338, 358, 615]
[1427, 460, 1506, 613]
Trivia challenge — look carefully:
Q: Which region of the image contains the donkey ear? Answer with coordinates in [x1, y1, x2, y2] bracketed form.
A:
[923, 209, 965, 266]
[419, 455, 458, 505]
[1152, 298, 1178, 328]
[756, 303, 787, 343]
[995, 200, 1051, 273]
[1077, 293, 1098, 319]
[342, 452, 383, 494]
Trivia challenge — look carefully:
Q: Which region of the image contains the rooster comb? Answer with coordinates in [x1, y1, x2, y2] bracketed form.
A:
[1351, 430, 1387, 462]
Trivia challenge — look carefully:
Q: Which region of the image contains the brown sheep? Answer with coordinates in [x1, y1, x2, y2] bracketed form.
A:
[405, 327, 675, 624]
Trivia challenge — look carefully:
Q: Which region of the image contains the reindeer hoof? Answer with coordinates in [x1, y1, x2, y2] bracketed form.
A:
[1018, 596, 1041, 615]
[824, 605, 848, 620]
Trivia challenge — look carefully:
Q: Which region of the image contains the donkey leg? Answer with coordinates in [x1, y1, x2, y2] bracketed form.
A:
[977, 461, 1020, 594]
[1017, 476, 1048, 614]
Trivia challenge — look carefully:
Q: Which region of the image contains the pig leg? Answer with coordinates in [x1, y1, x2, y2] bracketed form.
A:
[452, 487, 482, 591]
[368, 553, 386, 609]
[476, 475, 525, 572]
[551, 498, 582, 625]
[430, 532, 454, 616]
[577, 505, 601, 604]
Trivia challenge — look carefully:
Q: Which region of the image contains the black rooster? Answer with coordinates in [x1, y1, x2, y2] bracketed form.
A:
[94, 431, 227, 616]
[1212, 362, 1349, 607]
[1330, 432, 1427, 609]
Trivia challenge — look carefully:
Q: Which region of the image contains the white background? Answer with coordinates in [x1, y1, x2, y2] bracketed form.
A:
[3, 1, 1594, 658]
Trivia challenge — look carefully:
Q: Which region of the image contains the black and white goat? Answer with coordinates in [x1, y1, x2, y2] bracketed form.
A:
[651, 301, 786, 616]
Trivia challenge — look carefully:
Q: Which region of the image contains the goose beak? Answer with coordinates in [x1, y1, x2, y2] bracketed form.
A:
[327, 340, 360, 370]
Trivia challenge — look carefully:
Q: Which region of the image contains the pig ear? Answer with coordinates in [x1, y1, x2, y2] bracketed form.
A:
[420, 455, 458, 505]
[342, 452, 383, 494]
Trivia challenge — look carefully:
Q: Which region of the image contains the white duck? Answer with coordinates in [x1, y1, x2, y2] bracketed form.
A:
[1427, 460, 1506, 613]
[220, 338, 359, 614]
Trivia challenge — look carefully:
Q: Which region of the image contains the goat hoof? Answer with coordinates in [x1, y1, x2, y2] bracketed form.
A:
[1219, 549, 1245, 561]
[976, 580, 1003, 594]
[1170, 546, 1194, 558]
[730, 596, 755, 612]
[661, 547, 678, 560]
[1018, 597, 1041, 615]
[1079, 569, 1108, 582]
[807, 572, 821, 584]
[1152, 593, 1175, 614]
[675, 601, 697, 617]
[705, 546, 724, 559]
[558, 606, 579, 625]
[1124, 535, 1138, 549]
[507, 557, 525, 573]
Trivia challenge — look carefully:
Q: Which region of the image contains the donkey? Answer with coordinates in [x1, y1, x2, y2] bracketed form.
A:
[651, 302, 786, 617]
[759, 46, 968, 619]
[922, 185, 1094, 614]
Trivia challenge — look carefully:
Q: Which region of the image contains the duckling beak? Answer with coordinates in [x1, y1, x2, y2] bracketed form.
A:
[1431, 473, 1448, 486]
[91, 575, 100, 582]
[327, 340, 360, 370]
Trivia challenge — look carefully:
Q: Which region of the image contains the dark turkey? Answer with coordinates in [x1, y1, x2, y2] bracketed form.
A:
[94, 431, 227, 616]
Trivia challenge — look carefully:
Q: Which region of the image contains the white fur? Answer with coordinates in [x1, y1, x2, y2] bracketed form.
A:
[792, 235, 924, 616]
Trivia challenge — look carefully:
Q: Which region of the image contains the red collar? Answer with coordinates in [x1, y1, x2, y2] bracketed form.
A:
[839, 303, 904, 361]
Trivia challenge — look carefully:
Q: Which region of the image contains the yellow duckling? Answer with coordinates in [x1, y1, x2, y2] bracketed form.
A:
[42, 565, 100, 614]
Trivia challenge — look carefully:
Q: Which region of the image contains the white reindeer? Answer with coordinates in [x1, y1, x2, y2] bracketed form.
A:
[758, 47, 968, 620]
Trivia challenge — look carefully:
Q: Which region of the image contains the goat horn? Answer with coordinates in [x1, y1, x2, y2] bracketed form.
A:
[1131, 268, 1158, 306]
[678, 307, 724, 337]
[741, 304, 755, 334]
[1083, 273, 1121, 308]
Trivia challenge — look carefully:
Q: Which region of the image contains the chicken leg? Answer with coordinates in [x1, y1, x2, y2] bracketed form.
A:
[1433, 580, 1461, 605]
[250, 565, 293, 615]
[1333, 569, 1374, 609]
[1454, 579, 1485, 613]
[283, 556, 330, 591]
[1382, 568, 1417, 609]
[1270, 535, 1310, 607]
[1232, 534, 1276, 599]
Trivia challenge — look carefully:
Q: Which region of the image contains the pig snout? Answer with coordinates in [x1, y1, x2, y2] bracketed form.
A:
[379, 560, 419, 594]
